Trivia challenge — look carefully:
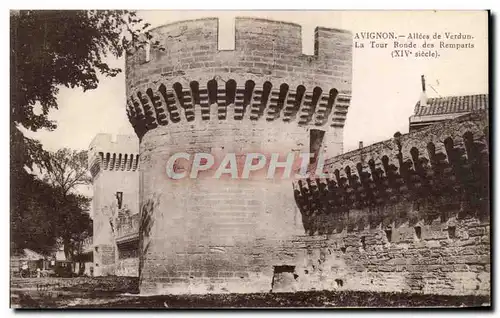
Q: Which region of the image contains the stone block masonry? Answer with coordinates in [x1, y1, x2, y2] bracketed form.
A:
[126, 17, 353, 295]
[126, 17, 352, 94]
[137, 111, 490, 296]
[294, 111, 490, 296]
[125, 17, 352, 146]
[123, 16, 489, 297]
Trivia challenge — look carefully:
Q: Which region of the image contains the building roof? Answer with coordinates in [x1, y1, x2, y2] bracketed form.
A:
[12, 248, 46, 260]
[413, 94, 488, 117]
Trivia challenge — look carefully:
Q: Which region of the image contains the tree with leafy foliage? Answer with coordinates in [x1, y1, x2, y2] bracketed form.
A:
[41, 148, 93, 259]
[10, 10, 158, 254]
[11, 10, 160, 170]
[53, 192, 93, 260]
[42, 148, 92, 195]
[10, 168, 92, 257]
[11, 172, 60, 254]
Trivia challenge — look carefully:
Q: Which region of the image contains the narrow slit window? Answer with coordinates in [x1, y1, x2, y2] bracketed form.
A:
[385, 229, 392, 242]
[360, 236, 367, 251]
[310, 129, 326, 164]
[448, 226, 456, 239]
[116, 192, 123, 209]
[414, 226, 422, 240]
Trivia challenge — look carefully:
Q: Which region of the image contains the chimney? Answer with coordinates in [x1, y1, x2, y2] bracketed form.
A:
[358, 141, 363, 149]
[145, 41, 151, 62]
[420, 75, 428, 107]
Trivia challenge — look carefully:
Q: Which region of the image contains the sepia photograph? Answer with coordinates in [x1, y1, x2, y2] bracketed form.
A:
[9, 9, 491, 309]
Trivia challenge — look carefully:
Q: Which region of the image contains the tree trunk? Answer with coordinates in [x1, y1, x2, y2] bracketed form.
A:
[63, 238, 72, 261]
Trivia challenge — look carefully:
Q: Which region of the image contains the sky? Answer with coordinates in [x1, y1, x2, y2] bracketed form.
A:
[24, 10, 488, 154]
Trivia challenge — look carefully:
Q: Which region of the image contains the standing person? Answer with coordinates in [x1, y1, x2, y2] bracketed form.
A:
[36, 267, 41, 278]
[21, 261, 28, 278]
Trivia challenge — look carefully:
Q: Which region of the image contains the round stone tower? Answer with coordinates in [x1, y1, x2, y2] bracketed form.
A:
[125, 17, 353, 295]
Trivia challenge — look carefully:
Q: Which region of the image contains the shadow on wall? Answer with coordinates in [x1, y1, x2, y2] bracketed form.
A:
[138, 195, 159, 285]
[294, 115, 490, 236]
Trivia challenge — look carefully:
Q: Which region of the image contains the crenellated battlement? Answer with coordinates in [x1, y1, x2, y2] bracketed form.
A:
[89, 152, 140, 179]
[127, 17, 352, 72]
[127, 78, 351, 139]
[126, 17, 353, 139]
[88, 134, 140, 179]
[294, 110, 489, 235]
[319, 110, 488, 176]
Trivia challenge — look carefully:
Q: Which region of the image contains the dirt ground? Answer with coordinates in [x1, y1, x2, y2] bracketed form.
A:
[10, 277, 491, 309]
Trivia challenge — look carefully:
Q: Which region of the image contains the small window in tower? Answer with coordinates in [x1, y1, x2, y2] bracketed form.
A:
[360, 236, 367, 251]
[310, 129, 326, 164]
[335, 279, 344, 287]
[116, 192, 123, 209]
[448, 226, 457, 239]
[385, 228, 393, 242]
[414, 226, 422, 240]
